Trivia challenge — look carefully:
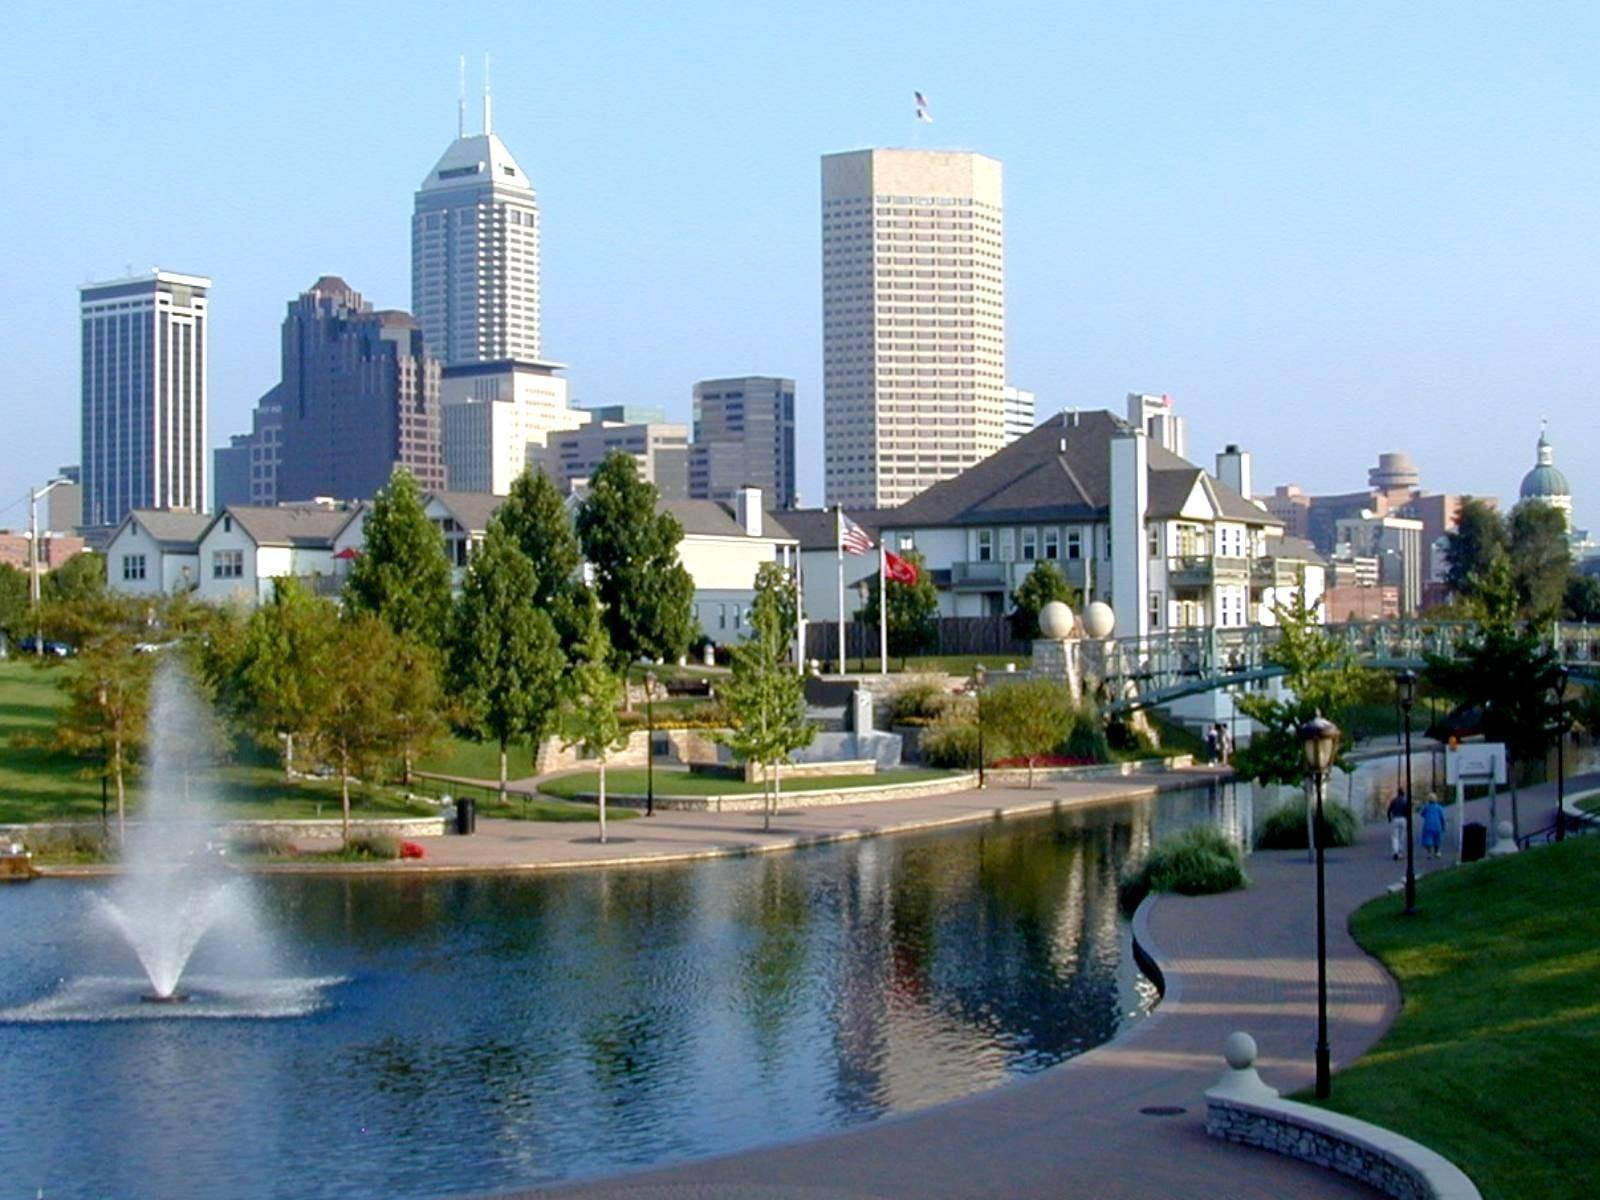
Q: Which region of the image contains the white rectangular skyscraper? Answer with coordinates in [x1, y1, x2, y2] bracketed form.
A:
[412, 100, 541, 367]
[821, 148, 1005, 507]
[80, 270, 210, 530]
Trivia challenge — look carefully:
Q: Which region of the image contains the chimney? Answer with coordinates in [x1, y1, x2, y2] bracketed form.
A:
[735, 485, 762, 537]
[1215, 445, 1253, 501]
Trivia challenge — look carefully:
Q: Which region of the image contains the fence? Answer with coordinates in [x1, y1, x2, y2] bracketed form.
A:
[805, 616, 1032, 666]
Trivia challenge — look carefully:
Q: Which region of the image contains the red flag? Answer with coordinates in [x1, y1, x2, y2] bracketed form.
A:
[884, 549, 918, 584]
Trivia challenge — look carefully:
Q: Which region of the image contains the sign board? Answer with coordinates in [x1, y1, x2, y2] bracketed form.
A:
[1445, 742, 1507, 785]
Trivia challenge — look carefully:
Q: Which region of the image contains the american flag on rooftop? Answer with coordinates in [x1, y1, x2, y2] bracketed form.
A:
[839, 511, 874, 555]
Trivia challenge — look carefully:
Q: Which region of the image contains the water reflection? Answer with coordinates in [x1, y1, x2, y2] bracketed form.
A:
[1, 785, 1234, 1199]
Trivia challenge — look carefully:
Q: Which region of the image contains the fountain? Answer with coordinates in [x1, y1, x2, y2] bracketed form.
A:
[2, 660, 341, 1021]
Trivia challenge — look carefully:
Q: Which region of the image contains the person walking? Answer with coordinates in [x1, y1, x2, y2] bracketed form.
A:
[1420, 793, 1447, 860]
[1387, 788, 1410, 860]
[1204, 726, 1219, 764]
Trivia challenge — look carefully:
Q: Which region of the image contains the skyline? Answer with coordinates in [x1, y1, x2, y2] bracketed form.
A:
[2, 1, 1595, 532]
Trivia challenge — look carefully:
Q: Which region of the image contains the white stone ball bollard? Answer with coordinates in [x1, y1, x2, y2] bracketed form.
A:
[1082, 601, 1116, 640]
[1224, 1031, 1257, 1070]
[1039, 600, 1074, 640]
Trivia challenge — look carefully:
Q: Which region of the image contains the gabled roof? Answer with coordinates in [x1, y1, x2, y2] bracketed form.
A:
[203, 504, 362, 549]
[113, 509, 210, 551]
[1266, 534, 1324, 564]
[775, 507, 897, 552]
[885, 410, 1280, 529]
[661, 499, 796, 543]
[426, 491, 505, 535]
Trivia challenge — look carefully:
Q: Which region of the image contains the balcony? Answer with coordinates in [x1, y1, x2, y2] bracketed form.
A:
[950, 560, 1008, 589]
[1251, 558, 1306, 589]
[1165, 555, 1251, 589]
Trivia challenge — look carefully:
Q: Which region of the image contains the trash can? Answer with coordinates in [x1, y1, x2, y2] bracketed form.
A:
[455, 793, 476, 835]
[1462, 821, 1487, 862]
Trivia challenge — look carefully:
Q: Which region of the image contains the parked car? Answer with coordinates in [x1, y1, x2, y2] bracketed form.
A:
[15, 635, 72, 657]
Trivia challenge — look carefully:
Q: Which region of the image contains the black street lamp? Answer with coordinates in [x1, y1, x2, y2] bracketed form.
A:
[1397, 670, 1418, 915]
[1300, 712, 1341, 1100]
[973, 664, 987, 789]
[644, 669, 657, 818]
[1554, 666, 1569, 842]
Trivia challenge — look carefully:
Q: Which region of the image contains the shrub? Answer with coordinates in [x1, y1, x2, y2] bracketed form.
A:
[921, 695, 980, 768]
[1064, 709, 1112, 763]
[1253, 799, 1359, 851]
[1119, 826, 1247, 912]
[24, 825, 112, 864]
[225, 830, 296, 859]
[343, 833, 401, 860]
[888, 675, 951, 724]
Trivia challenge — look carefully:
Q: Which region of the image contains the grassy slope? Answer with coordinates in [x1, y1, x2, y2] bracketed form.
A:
[1319, 836, 1600, 1200]
[540, 766, 954, 799]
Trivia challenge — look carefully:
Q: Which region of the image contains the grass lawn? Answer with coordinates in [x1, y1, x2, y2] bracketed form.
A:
[1317, 836, 1600, 1199]
[540, 765, 955, 800]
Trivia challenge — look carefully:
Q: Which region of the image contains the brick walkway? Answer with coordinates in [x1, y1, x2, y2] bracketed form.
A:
[484, 774, 1599, 1199]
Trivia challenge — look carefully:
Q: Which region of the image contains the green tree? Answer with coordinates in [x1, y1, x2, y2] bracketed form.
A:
[1566, 573, 1600, 622]
[0, 563, 28, 642]
[557, 625, 630, 843]
[449, 525, 564, 802]
[1508, 501, 1571, 619]
[496, 467, 593, 644]
[42, 551, 106, 606]
[1233, 593, 1379, 787]
[718, 571, 815, 830]
[385, 632, 446, 784]
[343, 469, 452, 647]
[981, 678, 1077, 788]
[751, 561, 798, 660]
[1444, 498, 1508, 605]
[235, 578, 339, 776]
[1009, 561, 1076, 641]
[305, 613, 415, 842]
[858, 549, 939, 665]
[575, 452, 696, 665]
[50, 639, 156, 840]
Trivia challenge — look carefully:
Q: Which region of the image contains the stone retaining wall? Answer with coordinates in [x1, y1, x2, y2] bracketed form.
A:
[571, 772, 978, 814]
[985, 755, 1195, 785]
[1203, 1040, 1480, 1200]
[2, 816, 449, 843]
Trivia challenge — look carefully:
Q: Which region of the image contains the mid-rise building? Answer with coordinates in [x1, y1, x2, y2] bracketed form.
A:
[540, 420, 689, 499]
[80, 270, 210, 531]
[1334, 511, 1425, 615]
[440, 360, 584, 494]
[275, 277, 445, 502]
[579, 403, 667, 425]
[1127, 392, 1187, 459]
[47, 466, 81, 532]
[213, 434, 253, 510]
[821, 148, 1005, 508]
[412, 97, 541, 367]
[1002, 386, 1035, 444]
[688, 376, 797, 507]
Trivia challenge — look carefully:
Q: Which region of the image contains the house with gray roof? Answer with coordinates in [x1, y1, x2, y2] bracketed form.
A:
[192, 502, 365, 605]
[879, 397, 1322, 639]
[103, 509, 212, 596]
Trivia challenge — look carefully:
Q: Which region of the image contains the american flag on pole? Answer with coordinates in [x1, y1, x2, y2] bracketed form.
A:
[914, 91, 933, 123]
[839, 511, 874, 555]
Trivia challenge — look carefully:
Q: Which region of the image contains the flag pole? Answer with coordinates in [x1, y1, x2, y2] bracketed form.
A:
[793, 547, 805, 676]
[835, 506, 846, 676]
[878, 543, 888, 675]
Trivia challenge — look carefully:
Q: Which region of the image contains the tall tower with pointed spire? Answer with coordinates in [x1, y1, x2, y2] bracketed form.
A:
[412, 73, 541, 367]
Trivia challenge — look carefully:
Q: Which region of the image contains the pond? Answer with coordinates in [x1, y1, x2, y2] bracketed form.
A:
[0, 782, 1244, 1199]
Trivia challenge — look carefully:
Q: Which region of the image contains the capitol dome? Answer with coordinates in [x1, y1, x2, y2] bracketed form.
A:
[1519, 429, 1571, 501]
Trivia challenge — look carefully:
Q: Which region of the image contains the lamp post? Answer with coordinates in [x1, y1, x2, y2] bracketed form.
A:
[1300, 712, 1341, 1100]
[28, 476, 70, 655]
[1554, 666, 1569, 842]
[644, 669, 657, 818]
[973, 664, 987, 789]
[1396, 670, 1417, 915]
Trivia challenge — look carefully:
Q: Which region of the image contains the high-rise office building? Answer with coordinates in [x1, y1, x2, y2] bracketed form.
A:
[213, 384, 283, 509]
[80, 270, 210, 530]
[275, 277, 445, 502]
[412, 95, 541, 367]
[821, 148, 1005, 507]
[1002, 385, 1035, 444]
[689, 376, 796, 507]
[440, 359, 584, 493]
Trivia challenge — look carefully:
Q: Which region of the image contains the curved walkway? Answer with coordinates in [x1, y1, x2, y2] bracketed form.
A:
[496, 787, 1535, 1199]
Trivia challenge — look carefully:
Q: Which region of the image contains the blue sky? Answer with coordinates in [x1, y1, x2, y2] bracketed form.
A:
[1, 0, 1595, 531]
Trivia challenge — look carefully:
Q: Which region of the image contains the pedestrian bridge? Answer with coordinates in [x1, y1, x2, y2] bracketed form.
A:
[1095, 620, 1600, 713]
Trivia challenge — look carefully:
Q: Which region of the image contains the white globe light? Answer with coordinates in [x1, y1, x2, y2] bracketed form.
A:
[1083, 601, 1116, 640]
[1038, 600, 1074, 640]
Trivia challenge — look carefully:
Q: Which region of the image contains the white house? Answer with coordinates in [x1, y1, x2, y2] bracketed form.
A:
[668, 488, 798, 643]
[192, 503, 364, 606]
[103, 510, 210, 596]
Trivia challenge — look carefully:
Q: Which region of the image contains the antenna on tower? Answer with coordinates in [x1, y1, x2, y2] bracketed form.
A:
[483, 53, 492, 136]
[457, 55, 466, 138]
